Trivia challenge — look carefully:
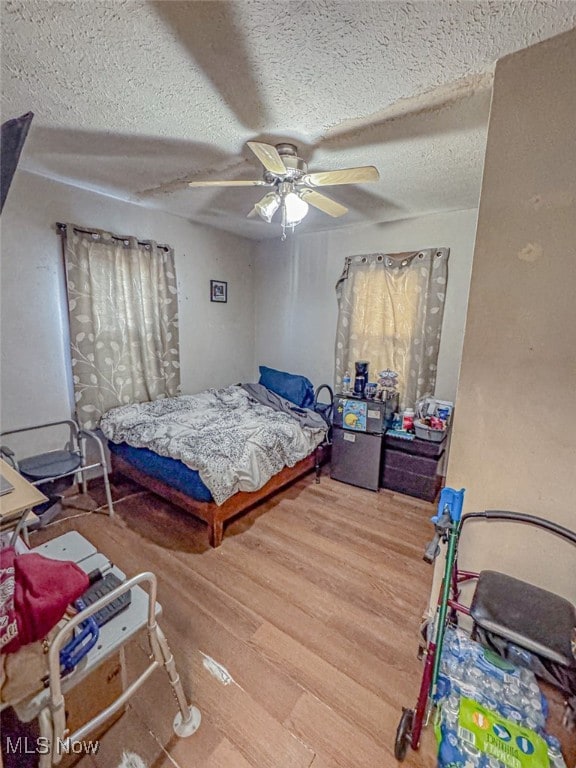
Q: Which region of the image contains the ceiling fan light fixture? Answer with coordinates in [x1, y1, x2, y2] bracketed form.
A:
[254, 192, 280, 223]
[184, 141, 378, 239]
[283, 192, 309, 225]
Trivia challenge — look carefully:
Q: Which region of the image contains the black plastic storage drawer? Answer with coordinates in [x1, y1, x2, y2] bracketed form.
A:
[381, 466, 443, 502]
[385, 435, 446, 457]
[384, 448, 439, 476]
[380, 434, 447, 502]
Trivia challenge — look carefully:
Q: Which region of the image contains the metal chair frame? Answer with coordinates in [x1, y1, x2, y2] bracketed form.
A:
[313, 384, 334, 439]
[0, 419, 114, 518]
[313, 384, 334, 482]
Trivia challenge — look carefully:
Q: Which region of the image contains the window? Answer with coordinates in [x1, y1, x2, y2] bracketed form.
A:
[335, 248, 449, 409]
[61, 224, 180, 428]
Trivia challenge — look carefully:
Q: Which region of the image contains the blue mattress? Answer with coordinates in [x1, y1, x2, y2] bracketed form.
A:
[109, 442, 213, 502]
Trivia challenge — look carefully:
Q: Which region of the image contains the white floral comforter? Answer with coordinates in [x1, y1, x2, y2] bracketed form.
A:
[100, 385, 326, 505]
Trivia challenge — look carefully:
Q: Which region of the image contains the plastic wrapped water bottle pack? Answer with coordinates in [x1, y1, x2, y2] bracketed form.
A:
[435, 627, 567, 768]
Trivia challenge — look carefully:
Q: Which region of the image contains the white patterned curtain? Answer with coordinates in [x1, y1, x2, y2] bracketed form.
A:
[63, 224, 180, 429]
[335, 248, 449, 410]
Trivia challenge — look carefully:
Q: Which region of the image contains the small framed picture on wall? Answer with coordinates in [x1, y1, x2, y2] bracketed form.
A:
[210, 280, 227, 303]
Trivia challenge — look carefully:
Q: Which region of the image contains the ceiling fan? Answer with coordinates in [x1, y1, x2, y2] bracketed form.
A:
[188, 142, 380, 239]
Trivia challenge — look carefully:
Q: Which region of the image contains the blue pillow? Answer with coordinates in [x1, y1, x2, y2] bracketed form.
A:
[258, 366, 315, 408]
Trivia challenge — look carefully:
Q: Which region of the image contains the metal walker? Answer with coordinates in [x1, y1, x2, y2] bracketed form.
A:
[395, 487, 576, 760]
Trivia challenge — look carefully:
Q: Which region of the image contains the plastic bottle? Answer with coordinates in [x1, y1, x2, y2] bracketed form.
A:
[546, 736, 568, 768]
[437, 721, 467, 767]
[438, 628, 547, 732]
[402, 408, 415, 432]
[342, 371, 351, 394]
[547, 744, 568, 768]
[442, 694, 460, 728]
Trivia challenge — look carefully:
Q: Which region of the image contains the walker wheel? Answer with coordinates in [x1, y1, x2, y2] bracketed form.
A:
[394, 708, 414, 761]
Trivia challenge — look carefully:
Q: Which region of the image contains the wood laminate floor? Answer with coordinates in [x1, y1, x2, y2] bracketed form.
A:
[11, 474, 575, 767]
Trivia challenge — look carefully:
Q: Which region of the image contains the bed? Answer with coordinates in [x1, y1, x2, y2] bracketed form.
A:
[100, 370, 332, 547]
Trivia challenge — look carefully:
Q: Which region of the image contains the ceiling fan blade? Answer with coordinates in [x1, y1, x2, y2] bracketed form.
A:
[300, 189, 348, 218]
[188, 179, 269, 188]
[247, 142, 287, 175]
[304, 166, 380, 187]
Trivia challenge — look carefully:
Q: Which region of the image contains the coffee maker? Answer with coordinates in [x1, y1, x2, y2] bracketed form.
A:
[353, 361, 369, 396]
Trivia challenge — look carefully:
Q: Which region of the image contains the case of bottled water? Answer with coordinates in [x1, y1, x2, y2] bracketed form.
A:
[435, 627, 567, 767]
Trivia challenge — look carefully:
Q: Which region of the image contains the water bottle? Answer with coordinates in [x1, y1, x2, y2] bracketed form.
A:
[436, 673, 452, 700]
[342, 371, 351, 394]
[546, 736, 568, 768]
[439, 627, 550, 735]
[460, 742, 483, 767]
[442, 694, 460, 728]
[437, 721, 467, 767]
[548, 744, 568, 768]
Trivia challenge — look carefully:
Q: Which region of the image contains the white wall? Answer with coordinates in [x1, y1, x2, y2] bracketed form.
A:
[0, 174, 477, 463]
[254, 209, 478, 402]
[0, 171, 255, 452]
[443, 28, 576, 602]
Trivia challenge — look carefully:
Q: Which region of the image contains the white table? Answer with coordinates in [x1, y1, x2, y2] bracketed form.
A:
[0, 458, 46, 544]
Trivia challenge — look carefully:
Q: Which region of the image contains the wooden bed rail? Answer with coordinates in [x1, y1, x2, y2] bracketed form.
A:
[110, 443, 330, 547]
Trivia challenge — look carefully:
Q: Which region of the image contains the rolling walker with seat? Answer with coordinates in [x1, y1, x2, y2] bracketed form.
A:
[395, 487, 576, 761]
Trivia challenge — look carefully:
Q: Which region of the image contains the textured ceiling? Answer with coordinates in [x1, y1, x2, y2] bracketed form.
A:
[1, 0, 575, 240]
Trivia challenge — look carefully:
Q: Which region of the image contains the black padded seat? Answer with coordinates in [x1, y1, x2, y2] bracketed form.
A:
[19, 450, 81, 480]
[470, 570, 576, 668]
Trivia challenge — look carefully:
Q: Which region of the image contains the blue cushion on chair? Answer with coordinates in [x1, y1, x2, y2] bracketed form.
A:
[258, 366, 315, 408]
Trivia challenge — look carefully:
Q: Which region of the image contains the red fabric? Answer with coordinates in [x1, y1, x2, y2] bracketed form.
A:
[0, 547, 89, 654]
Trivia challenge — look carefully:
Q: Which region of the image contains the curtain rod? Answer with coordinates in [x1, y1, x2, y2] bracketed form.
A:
[56, 222, 171, 252]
